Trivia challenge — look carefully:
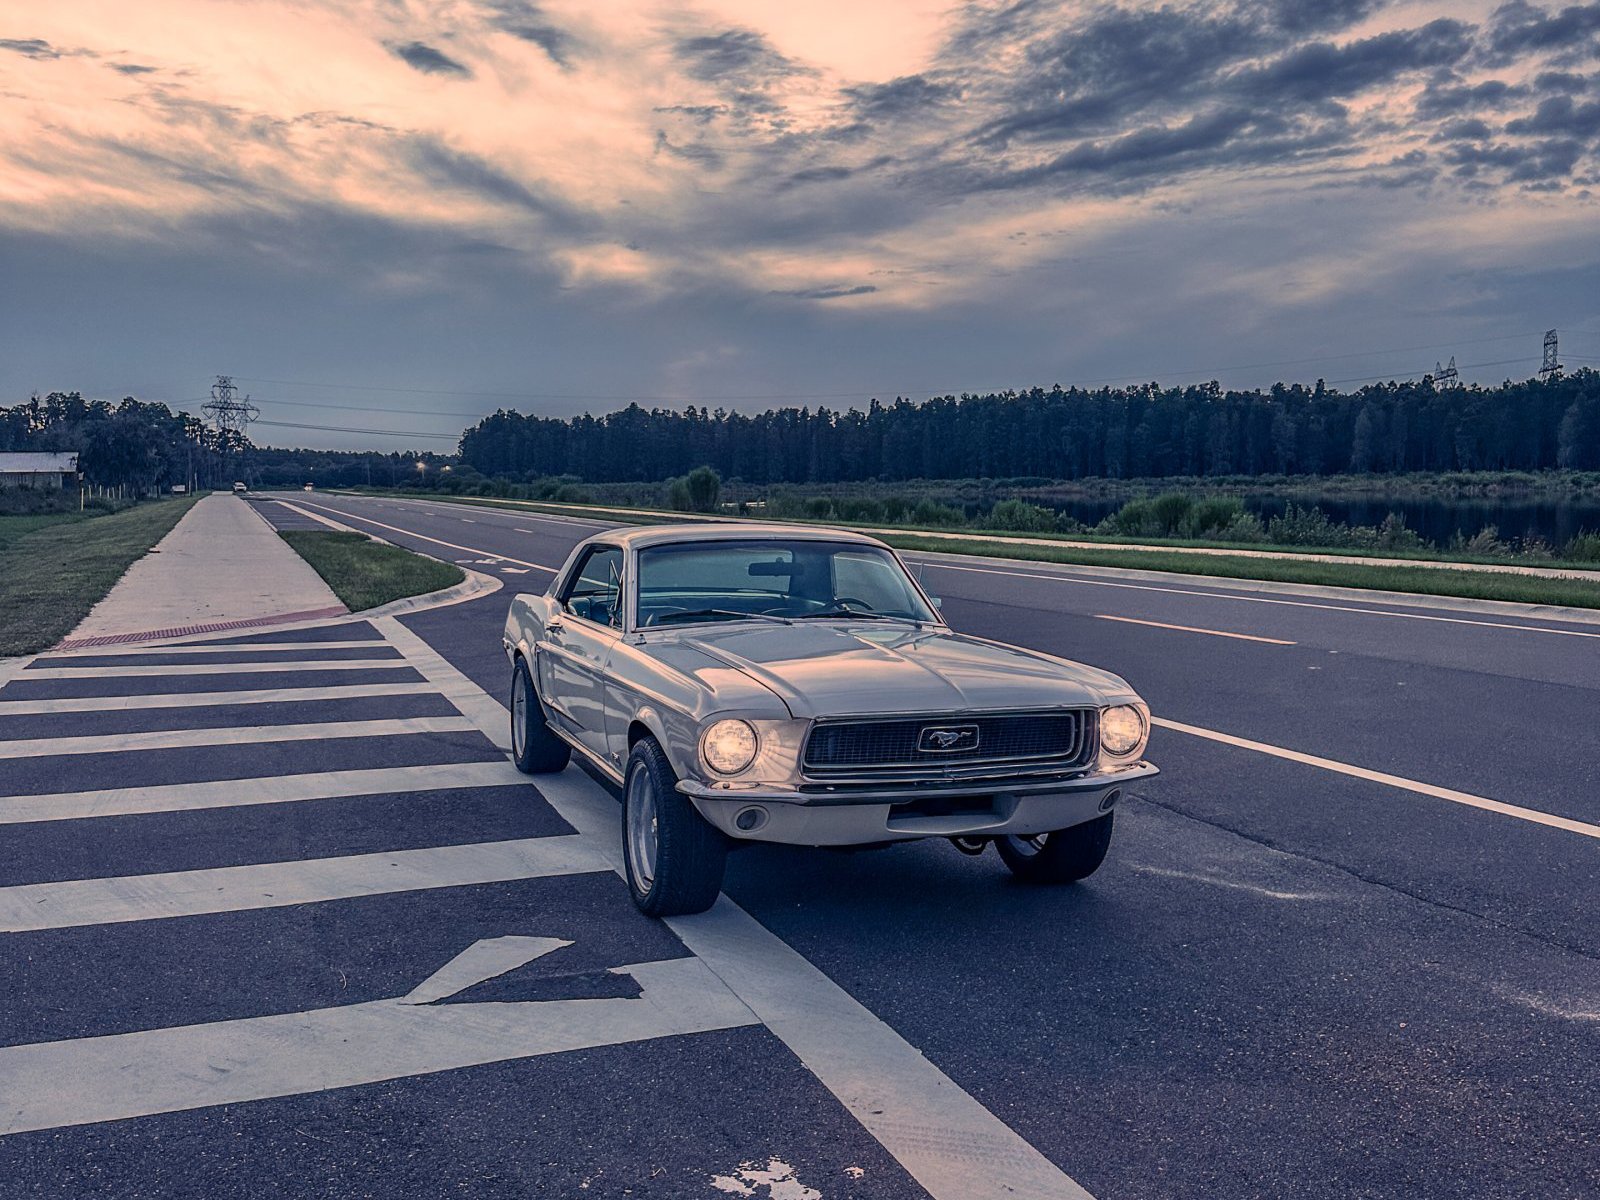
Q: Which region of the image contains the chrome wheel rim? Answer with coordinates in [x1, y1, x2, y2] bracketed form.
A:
[511, 673, 528, 758]
[626, 764, 659, 892]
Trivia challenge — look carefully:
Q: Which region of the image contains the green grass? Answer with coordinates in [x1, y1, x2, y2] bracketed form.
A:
[0, 498, 200, 656]
[0, 512, 90, 552]
[881, 534, 1600, 610]
[279, 531, 464, 611]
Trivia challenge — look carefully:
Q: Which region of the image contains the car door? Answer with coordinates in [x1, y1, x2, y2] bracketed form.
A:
[539, 544, 624, 761]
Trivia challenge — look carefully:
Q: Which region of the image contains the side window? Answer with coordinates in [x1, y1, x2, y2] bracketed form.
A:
[560, 547, 624, 629]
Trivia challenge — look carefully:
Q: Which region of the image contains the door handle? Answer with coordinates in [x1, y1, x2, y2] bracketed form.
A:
[546, 618, 565, 634]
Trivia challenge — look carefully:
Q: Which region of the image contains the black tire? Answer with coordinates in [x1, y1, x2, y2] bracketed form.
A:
[510, 657, 571, 774]
[622, 737, 727, 917]
[995, 812, 1114, 884]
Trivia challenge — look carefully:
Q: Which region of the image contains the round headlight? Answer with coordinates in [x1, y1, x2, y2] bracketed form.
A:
[702, 719, 758, 775]
[1100, 705, 1146, 757]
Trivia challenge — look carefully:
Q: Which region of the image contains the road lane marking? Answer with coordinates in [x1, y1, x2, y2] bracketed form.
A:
[0, 715, 479, 760]
[0, 681, 436, 715]
[918, 560, 1600, 639]
[291, 500, 560, 573]
[1094, 614, 1295, 644]
[23, 658, 408, 679]
[1153, 717, 1600, 840]
[0, 951, 756, 1135]
[38, 640, 384, 660]
[377, 613, 1097, 1200]
[0, 836, 609, 931]
[270, 499, 354, 532]
[0, 761, 526, 824]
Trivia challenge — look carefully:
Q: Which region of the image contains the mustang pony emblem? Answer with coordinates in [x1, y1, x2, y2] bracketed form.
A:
[918, 724, 980, 753]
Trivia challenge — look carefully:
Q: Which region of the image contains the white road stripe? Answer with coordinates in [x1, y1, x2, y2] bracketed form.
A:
[0, 715, 477, 760]
[23, 658, 409, 679]
[1095, 614, 1295, 645]
[0, 954, 756, 1136]
[919, 559, 1600, 638]
[0, 836, 608, 931]
[271, 499, 356, 532]
[378, 614, 1096, 1200]
[40, 640, 385, 659]
[294, 501, 559, 573]
[1153, 716, 1600, 840]
[0, 681, 435, 715]
[0, 761, 526, 825]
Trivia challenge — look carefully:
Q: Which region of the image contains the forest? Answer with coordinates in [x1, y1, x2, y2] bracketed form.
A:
[458, 373, 1600, 485]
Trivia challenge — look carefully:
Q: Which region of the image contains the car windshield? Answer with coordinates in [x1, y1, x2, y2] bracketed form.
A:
[636, 539, 937, 627]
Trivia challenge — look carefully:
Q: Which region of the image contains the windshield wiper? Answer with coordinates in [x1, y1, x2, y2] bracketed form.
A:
[655, 608, 792, 625]
[797, 609, 921, 624]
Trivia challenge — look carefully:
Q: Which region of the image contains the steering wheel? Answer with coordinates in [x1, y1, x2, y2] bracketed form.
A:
[817, 597, 875, 613]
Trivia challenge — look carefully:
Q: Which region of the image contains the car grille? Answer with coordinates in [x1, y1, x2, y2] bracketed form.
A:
[803, 711, 1091, 775]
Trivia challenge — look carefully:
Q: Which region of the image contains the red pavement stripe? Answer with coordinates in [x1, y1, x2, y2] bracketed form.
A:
[53, 606, 350, 651]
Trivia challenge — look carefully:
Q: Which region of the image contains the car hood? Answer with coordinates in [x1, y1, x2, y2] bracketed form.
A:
[668, 621, 1134, 719]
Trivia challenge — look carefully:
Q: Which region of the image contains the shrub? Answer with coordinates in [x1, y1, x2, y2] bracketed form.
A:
[1454, 525, 1509, 557]
[684, 465, 721, 513]
[1178, 497, 1245, 538]
[666, 477, 692, 511]
[1215, 512, 1267, 543]
[1565, 530, 1600, 563]
[987, 499, 1057, 532]
[1268, 503, 1348, 547]
[909, 498, 963, 526]
[880, 495, 909, 523]
[1375, 512, 1426, 552]
[805, 497, 834, 519]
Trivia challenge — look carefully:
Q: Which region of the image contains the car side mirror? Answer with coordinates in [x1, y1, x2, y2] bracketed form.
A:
[930, 596, 943, 609]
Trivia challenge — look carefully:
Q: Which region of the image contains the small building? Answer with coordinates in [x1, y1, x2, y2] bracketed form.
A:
[0, 452, 79, 489]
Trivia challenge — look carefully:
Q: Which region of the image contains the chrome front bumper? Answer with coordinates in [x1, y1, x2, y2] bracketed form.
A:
[679, 760, 1157, 845]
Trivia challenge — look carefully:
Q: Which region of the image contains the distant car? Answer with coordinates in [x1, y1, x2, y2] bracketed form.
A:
[503, 524, 1157, 916]
[170, 485, 188, 495]
[232, 482, 247, 494]
[303, 484, 314, 492]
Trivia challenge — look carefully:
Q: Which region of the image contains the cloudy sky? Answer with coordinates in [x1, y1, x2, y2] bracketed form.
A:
[3, 0, 1599, 449]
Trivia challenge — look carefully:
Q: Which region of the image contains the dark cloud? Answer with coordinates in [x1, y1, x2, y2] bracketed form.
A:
[0, 37, 64, 60]
[1505, 92, 1600, 134]
[1432, 117, 1495, 141]
[388, 41, 472, 78]
[652, 130, 724, 170]
[1414, 76, 1521, 118]
[845, 74, 960, 120]
[1232, 21, 1474, 106]
[1444, 135, 1585, 180]
[770, 284, 878, 300]
[407, 138, 582, 227]
[481, 2, 575, 66]
[1483, 1, 1600, 63]
[110, 63, 159, 76]
[673, 29, 799, 86]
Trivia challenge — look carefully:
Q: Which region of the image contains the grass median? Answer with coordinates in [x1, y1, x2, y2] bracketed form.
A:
[279, 530, 464, 611]
[882, 534, 1600, 610]
[0, 497, 199, 656]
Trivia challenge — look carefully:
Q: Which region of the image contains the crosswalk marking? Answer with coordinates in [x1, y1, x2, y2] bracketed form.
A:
[22, 659, 408, 679]
[0, 681, 437, 716]
[39, 639, 385, 659]
[0, 761, 528, 825]
[0, 715, 479, 760]
[0, 836, 609, 931]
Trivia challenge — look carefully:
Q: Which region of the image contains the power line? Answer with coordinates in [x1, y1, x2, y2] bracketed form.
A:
[252, 418, 461, 440]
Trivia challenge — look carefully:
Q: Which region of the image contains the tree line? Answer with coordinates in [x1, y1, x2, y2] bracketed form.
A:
[459, 372, 1600, 485]
[0, 393, 231, 492]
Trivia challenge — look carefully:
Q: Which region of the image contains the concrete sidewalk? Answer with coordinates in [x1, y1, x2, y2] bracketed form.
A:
[60, 494, 346, 649]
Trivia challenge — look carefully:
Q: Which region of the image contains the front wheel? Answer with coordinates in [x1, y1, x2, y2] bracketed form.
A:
[995, 812, 1114, 884]
[622, 738, 727, 917]
[510, 657, 570, 774]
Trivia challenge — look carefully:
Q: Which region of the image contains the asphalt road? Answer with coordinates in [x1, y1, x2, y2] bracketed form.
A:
[3, 489, 1596, 1199]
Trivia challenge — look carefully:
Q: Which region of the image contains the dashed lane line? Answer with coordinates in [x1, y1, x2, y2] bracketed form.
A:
[291, 500, 560, 573]
[917, 559, 1600, 639]
[1153, 717, 1600, 840]
[1094, 614, 1295, 645]
[0, 761, 524, 825]
[0, 715, 478, 760]
[0, 682, 436, 715]
[0, 836, 609, 932]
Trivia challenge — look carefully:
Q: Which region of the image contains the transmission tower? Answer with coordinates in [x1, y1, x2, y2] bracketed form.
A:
[1539, 330, 1562, 380]
[1433, 356, 1460, 389]
[202, 375, 259, 483]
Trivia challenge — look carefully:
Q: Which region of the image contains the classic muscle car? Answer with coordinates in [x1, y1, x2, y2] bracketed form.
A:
[503, 524, 1158, 916]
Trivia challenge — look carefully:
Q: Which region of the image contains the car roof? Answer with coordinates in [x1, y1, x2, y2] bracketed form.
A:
[596, 522, 890, 551]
